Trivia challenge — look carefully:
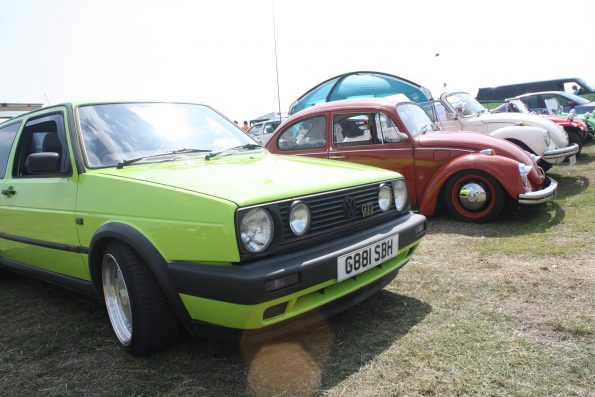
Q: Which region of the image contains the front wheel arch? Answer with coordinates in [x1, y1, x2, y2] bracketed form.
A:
[443, 169, 505, 222]
[88, 223, 193, 334]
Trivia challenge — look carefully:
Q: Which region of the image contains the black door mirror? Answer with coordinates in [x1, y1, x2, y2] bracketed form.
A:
[25, 152, 61, 175]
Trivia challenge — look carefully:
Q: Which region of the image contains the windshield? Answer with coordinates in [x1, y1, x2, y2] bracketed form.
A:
[396, 102, 438, 137]
[509, 99, 530, 113]
[562, 92, 590, 105]
[445, 93, 487, 117]
[78, 103, 256, 168]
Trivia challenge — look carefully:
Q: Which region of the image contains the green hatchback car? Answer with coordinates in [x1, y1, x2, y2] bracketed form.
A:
[0, 102, 426, 355]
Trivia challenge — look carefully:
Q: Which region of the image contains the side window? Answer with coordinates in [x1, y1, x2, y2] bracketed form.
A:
[13, 113, 70, 177]
[332, 114, 374, 146]
[278, 116, 327, 151]
[247, 124, 263, 139]
[522, 95, 539, 108]
[0, 121, 22, 178]
[375, 114, 402, 143]
[553, 95, 571, 106]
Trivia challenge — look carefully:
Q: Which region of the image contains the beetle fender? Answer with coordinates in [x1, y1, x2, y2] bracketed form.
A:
[488, 125, 549, 155]
[88, 222, 194, 332]
[418, 154, 525, 216]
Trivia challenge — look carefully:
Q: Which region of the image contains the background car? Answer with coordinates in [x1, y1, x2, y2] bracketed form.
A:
[287, 71, 578, 171]
[492, 98, 588, 155]
[246, 117, 285, 145]
[266, 97, 557, 222]
[0, 101, 426, 355]
[513, 91, 595, 114]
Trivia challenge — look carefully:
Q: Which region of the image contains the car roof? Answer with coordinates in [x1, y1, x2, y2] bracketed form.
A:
[291, 96, 411, 117]
[514, 91, 571, 98]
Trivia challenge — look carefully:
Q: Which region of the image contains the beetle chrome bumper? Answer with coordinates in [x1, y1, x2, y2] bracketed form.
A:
[542, 143, 579, 162]
[518, 177, 557, 204]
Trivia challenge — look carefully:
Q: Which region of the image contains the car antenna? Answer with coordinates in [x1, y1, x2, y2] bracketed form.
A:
[272, 0, 282, 123]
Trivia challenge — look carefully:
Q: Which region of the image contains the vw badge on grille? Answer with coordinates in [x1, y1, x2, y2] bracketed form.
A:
[343, 196, 357, 219]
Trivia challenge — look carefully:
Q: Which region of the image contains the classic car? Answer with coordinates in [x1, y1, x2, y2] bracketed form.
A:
[0, 101, 426, 355]
[266, 97, 557, 222]
[492, 98, 588, 155]
[288, 71, 578, 171]
[432, 92, 579, 170]
[512, 91, 595, 114]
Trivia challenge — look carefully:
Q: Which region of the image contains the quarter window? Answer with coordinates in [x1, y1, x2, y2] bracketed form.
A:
[375, 114, 402, 143]
[277, 116, 327, 151]
[0, 121, 21, 178]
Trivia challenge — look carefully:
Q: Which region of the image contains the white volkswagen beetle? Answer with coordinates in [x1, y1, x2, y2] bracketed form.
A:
[433, 92, 579, 170]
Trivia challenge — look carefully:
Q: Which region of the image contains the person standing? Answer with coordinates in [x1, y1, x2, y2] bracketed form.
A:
[241, 121, 250, 132]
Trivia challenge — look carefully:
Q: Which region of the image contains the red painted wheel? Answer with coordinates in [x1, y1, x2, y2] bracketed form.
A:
[444, 170, 504, 222]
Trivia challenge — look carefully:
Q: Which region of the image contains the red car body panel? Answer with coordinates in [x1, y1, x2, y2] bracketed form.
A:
[266, 98, 546, 217]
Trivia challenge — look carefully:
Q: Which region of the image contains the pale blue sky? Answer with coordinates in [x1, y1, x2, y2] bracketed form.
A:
[1, 0, 594, 122]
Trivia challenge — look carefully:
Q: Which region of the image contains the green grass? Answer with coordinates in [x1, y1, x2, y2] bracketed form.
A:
[1, 143, 594, 396]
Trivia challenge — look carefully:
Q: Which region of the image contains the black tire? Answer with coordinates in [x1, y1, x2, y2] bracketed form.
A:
[444, 170, 505, 222]
[101, 241, 180, 355]
[565, 130, 582, 161]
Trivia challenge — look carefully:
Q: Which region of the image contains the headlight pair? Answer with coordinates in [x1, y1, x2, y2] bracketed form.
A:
[378, 180, 408, 213]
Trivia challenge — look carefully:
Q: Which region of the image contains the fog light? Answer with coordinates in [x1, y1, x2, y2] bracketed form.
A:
[263, 302, 288, 319]
[264, 273, 299, 292]
[415, 222, 426, 235]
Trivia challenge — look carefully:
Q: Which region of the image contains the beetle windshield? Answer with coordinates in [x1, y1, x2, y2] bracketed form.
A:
[396, 103, 438, 137]
[508, 99, 530, 113]
[78, 103, 257, 168]
[445, 93, 487, 117]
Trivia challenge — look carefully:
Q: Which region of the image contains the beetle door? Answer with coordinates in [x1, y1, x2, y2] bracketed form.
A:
[329, 111, 416, 205]
[0, 111, 87, 280]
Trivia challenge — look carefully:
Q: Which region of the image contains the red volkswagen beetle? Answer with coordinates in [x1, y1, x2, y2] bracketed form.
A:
[265, 97, 558, 222]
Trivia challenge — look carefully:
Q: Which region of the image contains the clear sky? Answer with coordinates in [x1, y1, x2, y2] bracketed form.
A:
[1, 0, 594, 123]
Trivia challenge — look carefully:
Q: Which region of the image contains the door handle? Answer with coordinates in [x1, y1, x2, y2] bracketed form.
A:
[329, 155, 346, 159]
[1, 187, 16, 196]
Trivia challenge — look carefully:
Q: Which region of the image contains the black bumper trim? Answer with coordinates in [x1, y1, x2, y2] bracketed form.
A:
[169, 213, 425, 305]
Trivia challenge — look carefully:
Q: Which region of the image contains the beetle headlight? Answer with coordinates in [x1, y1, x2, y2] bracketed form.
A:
[392, 179, 408, 212]
[519, 164, 532, 187]
[240, 208, 274, 253]
[289, 201, 310, 236]
[378, 184, 392, 212]
[542, 130, 551, 145]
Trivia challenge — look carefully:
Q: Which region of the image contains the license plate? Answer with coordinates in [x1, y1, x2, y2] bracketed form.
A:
[337, 235, 399, 281]
[569, 155, 577, 165]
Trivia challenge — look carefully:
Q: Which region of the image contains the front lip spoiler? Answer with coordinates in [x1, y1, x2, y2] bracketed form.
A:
[519, 176, 557, 204]
[542, 143, 579, 161]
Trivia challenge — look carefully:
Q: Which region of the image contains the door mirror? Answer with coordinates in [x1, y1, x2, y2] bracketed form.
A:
[25, 152, 60, 175]
[447, 112, 457, 120]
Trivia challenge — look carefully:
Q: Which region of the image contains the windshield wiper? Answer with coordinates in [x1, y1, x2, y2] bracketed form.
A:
[204, 143, 262, 161]
[116, 148, 212, 169]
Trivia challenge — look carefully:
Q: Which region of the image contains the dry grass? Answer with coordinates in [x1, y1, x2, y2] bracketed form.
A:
[1, 143, 594, 396]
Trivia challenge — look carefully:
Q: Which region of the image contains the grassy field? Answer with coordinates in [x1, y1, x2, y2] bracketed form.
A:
[1, 143, 594, 396]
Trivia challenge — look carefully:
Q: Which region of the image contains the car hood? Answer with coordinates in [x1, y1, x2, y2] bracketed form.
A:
[417, 131, 535, 165]
[94, 152, 399, 207]
[477, 112, 567, 146]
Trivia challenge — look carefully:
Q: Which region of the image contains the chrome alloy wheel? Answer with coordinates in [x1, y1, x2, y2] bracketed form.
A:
[458, 182, 488, 211]
[102, 254, 133, 346]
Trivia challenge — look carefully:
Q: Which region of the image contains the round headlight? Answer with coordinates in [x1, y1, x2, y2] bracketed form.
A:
[240, 208, 274, 253]
[378, 184, 392, 212]
[289, 201, 310, 236]
[393, 180, 408, 212]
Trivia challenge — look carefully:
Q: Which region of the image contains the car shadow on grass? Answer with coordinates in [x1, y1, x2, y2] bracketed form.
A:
[0, 272, 430, 396]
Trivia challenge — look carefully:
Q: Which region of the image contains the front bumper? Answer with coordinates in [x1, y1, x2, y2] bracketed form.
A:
[169, 212, 426, 330]
[542, 143, 579, 162]
[518, 176, 557, 204]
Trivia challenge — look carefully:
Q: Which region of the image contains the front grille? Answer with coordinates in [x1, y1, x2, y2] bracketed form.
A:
[278, 182, 394, 242]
